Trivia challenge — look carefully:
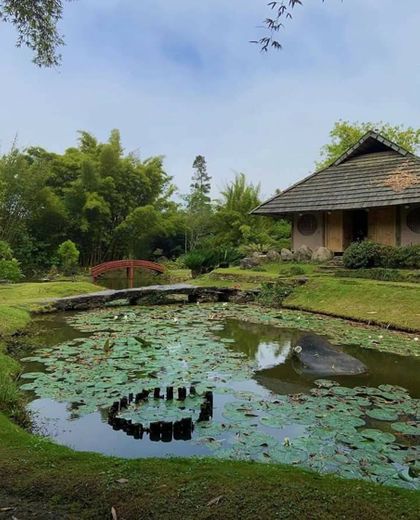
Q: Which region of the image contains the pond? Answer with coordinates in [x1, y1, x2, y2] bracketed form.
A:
[19, 304, 420, 489]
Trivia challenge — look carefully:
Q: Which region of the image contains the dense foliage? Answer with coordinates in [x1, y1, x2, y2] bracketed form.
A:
[0, 130, 184, 275]
[0, 0, 67, 66]
[57, 240, 80, 276]
[0, 132, 289, 278]
[0, 240, 22, 282]
[343, 241, 420, 270]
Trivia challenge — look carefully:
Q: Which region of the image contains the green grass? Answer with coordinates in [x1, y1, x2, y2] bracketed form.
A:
[284, 277, 420, 331]
[0, 281, 101, 307]
[0, 281, 419, 518]
[191, 263, 316, 288]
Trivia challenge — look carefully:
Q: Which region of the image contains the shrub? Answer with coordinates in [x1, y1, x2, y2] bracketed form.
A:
[289, 265, 305, 276]
[344, 241, 420, 269]
[0, 242, 23, 282]
[0, 241, 13, 260]
[335, 268, 404, 282]
[57, 240, 80, 276]
[257, 280, 294, 307]
[182, 247, 242, 277]
[0, 259, 23, 283]
[343, 241, 384, 269]
[392, 245, 420, 269]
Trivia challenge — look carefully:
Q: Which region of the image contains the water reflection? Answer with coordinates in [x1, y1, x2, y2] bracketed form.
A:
[220, 319, 420, 398]
[253, 341, 292, 370]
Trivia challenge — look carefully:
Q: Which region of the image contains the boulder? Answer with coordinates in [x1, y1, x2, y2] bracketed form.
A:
[311, 247, 334, 263]
[240, 256, 261, 269]
[280, 248, 294, 262]
[292, 334, 367, 376]
[294, 245, 312, 262]
[266, 250, 281, 262]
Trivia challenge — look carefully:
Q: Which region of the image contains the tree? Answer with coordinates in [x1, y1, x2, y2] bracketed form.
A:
[57, 240, 80, 275]
[189, 155, 211, 211]
[317, 121, 420, 170]
[0, 0, 67, 67]
[0, 129, 181, 272]
[184, 155, 213, 251]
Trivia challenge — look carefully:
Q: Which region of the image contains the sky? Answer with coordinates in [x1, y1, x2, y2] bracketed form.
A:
[1, 0, 420, 201]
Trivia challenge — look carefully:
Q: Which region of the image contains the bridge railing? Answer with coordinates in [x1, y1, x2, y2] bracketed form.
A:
[90, 260, 165, 286]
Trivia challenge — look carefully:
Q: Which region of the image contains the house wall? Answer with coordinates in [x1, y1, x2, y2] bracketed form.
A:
[400, 204, 420, 246]
[368, 206, 397, 246]
[292, 212, 324, 251]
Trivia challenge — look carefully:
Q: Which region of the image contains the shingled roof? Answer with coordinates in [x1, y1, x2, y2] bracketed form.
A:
[252, 131, 420, 215]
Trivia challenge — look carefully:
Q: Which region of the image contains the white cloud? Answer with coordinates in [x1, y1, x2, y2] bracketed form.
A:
[0, 0, 419, 200]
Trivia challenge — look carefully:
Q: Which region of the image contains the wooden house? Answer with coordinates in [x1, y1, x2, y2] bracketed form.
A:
[252, 131, 420, 253]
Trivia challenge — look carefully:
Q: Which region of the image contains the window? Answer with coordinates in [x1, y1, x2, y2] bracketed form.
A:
[297, 213, 318, 236]
[407, 207, 420, 234]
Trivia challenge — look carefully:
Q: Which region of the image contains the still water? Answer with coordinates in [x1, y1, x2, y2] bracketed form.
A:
[22, 310, 420, 463]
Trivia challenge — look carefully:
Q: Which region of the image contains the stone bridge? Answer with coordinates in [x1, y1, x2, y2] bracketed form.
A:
[47, 283, 258, 311]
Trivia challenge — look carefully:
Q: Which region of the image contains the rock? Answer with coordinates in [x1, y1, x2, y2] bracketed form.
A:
[294, 245, 312, 262]
[266, 250, 281, 262]
[292, 334, 367, 376]
[240, 256, 261, 269]
[311, 247, 334, 263]
[280, 248, 294, 261]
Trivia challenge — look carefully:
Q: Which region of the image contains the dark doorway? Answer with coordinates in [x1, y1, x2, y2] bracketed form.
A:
[350, 210, 368, 242]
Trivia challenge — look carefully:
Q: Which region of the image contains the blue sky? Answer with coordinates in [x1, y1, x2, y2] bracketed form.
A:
[1, 0, 419, 200]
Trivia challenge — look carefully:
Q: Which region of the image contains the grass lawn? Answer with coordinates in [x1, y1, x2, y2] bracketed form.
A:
[0, 281, 419, 518]
[191, 263, 317, 289]
[284, 277, 420, 331]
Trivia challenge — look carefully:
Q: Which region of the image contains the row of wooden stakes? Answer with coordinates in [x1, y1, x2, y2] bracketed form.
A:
[107, 386, 214, 442]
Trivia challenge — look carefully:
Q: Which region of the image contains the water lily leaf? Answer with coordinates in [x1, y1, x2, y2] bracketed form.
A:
[391, 422, 420, 436]
[360, 429, 396, 444]
[366, 408, 399, 422]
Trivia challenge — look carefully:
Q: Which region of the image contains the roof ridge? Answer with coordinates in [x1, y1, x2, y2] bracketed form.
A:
[332, 130, 414, 167]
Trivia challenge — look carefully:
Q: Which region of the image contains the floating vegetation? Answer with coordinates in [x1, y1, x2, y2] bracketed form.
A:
[20, 303, 420, 489]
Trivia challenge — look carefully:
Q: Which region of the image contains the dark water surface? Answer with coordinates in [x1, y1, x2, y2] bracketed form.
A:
[22, 311, 420, 462]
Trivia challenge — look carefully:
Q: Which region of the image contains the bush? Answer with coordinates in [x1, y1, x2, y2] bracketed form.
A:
[0, 241, 13, 261]
[391, 245, 420, 269]
[57, 240, 80, 276]
[0, 259, 23, 282]
[335, 268, 404, 282]
[343, 241, 384, 269]
[289, 265, 305, 276]
[344, 241, 420, 269]
[0, 241, 23, 282]
[182, 247, 242, 277]
[257, 280, 294, 307]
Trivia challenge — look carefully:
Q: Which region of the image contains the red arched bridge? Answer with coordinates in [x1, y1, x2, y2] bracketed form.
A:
[90, 260, 165, 288]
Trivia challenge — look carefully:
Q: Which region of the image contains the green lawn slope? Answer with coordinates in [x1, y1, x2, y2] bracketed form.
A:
[284, 277, 420, 331]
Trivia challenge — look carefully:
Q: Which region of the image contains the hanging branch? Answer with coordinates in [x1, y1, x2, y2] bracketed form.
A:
[252, 1, 329, 52]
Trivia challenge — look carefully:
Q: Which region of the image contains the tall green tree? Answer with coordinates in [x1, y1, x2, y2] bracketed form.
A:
[212, 173, 290, 251]
[0, 129, 184, 273]
[317, 121, 420, 170]
[185, 155, 213, 251]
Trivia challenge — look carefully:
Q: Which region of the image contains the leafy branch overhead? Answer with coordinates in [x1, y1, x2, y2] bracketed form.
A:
[255, 0, 326, 52]
[0, 0, 68, 67]
[1, 1, 331, 67]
